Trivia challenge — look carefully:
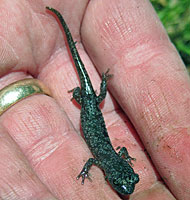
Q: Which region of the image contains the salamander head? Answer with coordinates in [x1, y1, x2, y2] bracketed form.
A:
[107, 171, 139, 195]
[105, 160, 139, 195]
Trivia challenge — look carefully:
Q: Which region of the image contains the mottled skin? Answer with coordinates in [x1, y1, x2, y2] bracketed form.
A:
[46, 7, 139, 195]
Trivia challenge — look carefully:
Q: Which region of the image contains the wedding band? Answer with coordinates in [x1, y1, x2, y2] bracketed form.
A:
[0, 78, 51, 116]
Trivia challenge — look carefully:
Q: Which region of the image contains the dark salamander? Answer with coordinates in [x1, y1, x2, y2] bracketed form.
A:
[46, 7, 139, 195]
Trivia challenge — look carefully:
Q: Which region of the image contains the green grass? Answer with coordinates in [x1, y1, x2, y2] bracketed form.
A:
[150, 0, 190, 70]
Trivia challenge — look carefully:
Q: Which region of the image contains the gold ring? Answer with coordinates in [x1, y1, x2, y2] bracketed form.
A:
[0, 78, 51, 116]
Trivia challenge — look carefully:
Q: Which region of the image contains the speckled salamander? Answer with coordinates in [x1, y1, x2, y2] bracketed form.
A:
[46, 7, 139, 195]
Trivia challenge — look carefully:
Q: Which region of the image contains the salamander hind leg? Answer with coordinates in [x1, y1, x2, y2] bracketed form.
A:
[77, 158, 100, 184]
[96, 69, 112, 104]
[117, 146, 136, 166]
[68, 87, 81, 104]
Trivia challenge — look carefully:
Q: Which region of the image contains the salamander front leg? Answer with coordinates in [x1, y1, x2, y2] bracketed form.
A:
[77, 158, 100, 184]
[117, 146, 136, 166]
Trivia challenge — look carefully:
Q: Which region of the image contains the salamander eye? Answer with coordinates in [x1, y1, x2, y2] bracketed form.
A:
[112, 178, 120, 185]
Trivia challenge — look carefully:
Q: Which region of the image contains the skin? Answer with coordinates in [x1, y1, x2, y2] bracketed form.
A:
[0, 0, 189, 200]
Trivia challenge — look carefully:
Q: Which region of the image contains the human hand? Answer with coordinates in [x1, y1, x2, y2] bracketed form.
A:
[0, 1, 189, 200]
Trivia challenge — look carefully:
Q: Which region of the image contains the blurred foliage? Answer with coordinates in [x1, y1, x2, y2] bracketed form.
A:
[150, 0, 190, 70]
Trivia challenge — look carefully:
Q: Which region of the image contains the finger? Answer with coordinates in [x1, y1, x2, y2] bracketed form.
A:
[0, 0, 87, 77]
[0, 125, 57, 199]
[0, 1, 50, 76]
[81, 0, 189, 199]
